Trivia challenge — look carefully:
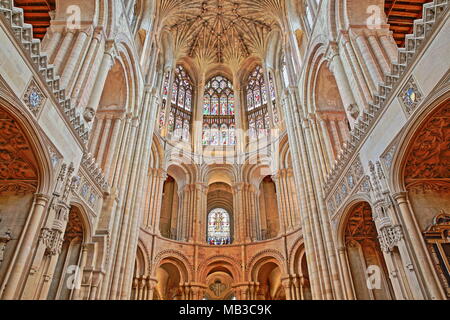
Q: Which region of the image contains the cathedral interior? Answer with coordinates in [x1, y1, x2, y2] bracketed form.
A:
[0, 0, 449, 301]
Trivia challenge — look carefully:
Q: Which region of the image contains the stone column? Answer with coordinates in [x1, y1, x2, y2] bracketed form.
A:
[146, 277, 157, 300]
[341, 33, 372, 106]
[367, 31, 391, 75]
[393, 192, 446, 300]
[71, 28, 103, 104]
[103, 116, 124, 179]
[96, 115, 113, 166]
[354, 34, 383, 90]
[317, 115, 335, 166]
[379, 33, 398, 65]
[329, 117, 342, 153]
[53, 29, 75, 75]
[292, 276, 301, 300]
[262, 66, 276, 128]
[43, 27, 63, 62]
[194, 73, 206, 154]
[281, 278, 292, 300]
[327, 44, 359, 126]
[88, 115, 104, 154]
[1, 194, 49, 299]
[147, 169, 167, 233]
[310, 117, 330, 180]
[301, 117, 342, 299]
[194, 182, 208, 243]
[273, 171, 289, 233]
[84, 41, 116, 122]
[284, 87, 322, 299]
[337, 246, 356, 300]
[60, 28, 91, 90]
[107, 117, 140, 299]
[247, 184, 259, 241]
[233, 75, 245, 153]
[232, 183, 246, 243]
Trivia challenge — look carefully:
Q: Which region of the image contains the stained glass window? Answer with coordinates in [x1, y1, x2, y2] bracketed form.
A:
[203, 75, 236, 146]
[246, 66, 278, 140]
[207, 208, 231, 245]
[161, 65, 193, 141]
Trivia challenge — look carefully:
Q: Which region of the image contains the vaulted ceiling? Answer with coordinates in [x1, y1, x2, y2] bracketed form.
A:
[384, 0, 430, 47]
[13, 0, 55, 40]
[159, 0, 285, 68]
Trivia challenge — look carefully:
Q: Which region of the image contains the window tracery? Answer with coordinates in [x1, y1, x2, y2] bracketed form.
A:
[159, 66, 193, 141]
[202, 76, 236, 146]
[246, 66, 277, 140]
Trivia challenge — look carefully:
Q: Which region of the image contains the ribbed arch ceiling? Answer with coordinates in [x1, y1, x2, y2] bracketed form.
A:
[159, 0, 284, 66]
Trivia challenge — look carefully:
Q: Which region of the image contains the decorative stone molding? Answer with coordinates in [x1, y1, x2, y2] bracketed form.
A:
[378, 225, 404, 253]
[23, 79, 46, 116]
[40, 227, 64, 256]
[381, 143, 397, 172]
[47, 145, 61, 169]
[81, 153, 109, 192]
[0, 226, 12, 267]
[358, 176, 372, 194]
[326, 157, 365, 214]
[398, 76, 423, 115]
[246, 249, 285, 273]
[152, 249, 194, 275]
[75, 170, 101, 212]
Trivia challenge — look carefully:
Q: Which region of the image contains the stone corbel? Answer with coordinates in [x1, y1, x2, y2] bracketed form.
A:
[40, 200, 71, 256]
[40, 227, 64, 256]
[378, 224, 404, 253]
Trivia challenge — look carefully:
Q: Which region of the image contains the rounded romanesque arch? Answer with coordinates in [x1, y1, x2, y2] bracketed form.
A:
[248, 252, 286, 300]
[197, 254, 241, 284]
[151, 249, 192, 283]
[289, 239, 312, 300]
[248, 249, 286, 278]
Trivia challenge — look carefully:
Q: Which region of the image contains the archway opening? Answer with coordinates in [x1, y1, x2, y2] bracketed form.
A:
[256, 262, 285, 300]
[343, 202, 393, 300]
[159, 175, 179, 239]
[402, 101, 450, 298]
[0, 107, 39, 287]
[258, 176, 280, 240]
[155, 262, 182, 300]
[47, 206, 85, 300]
